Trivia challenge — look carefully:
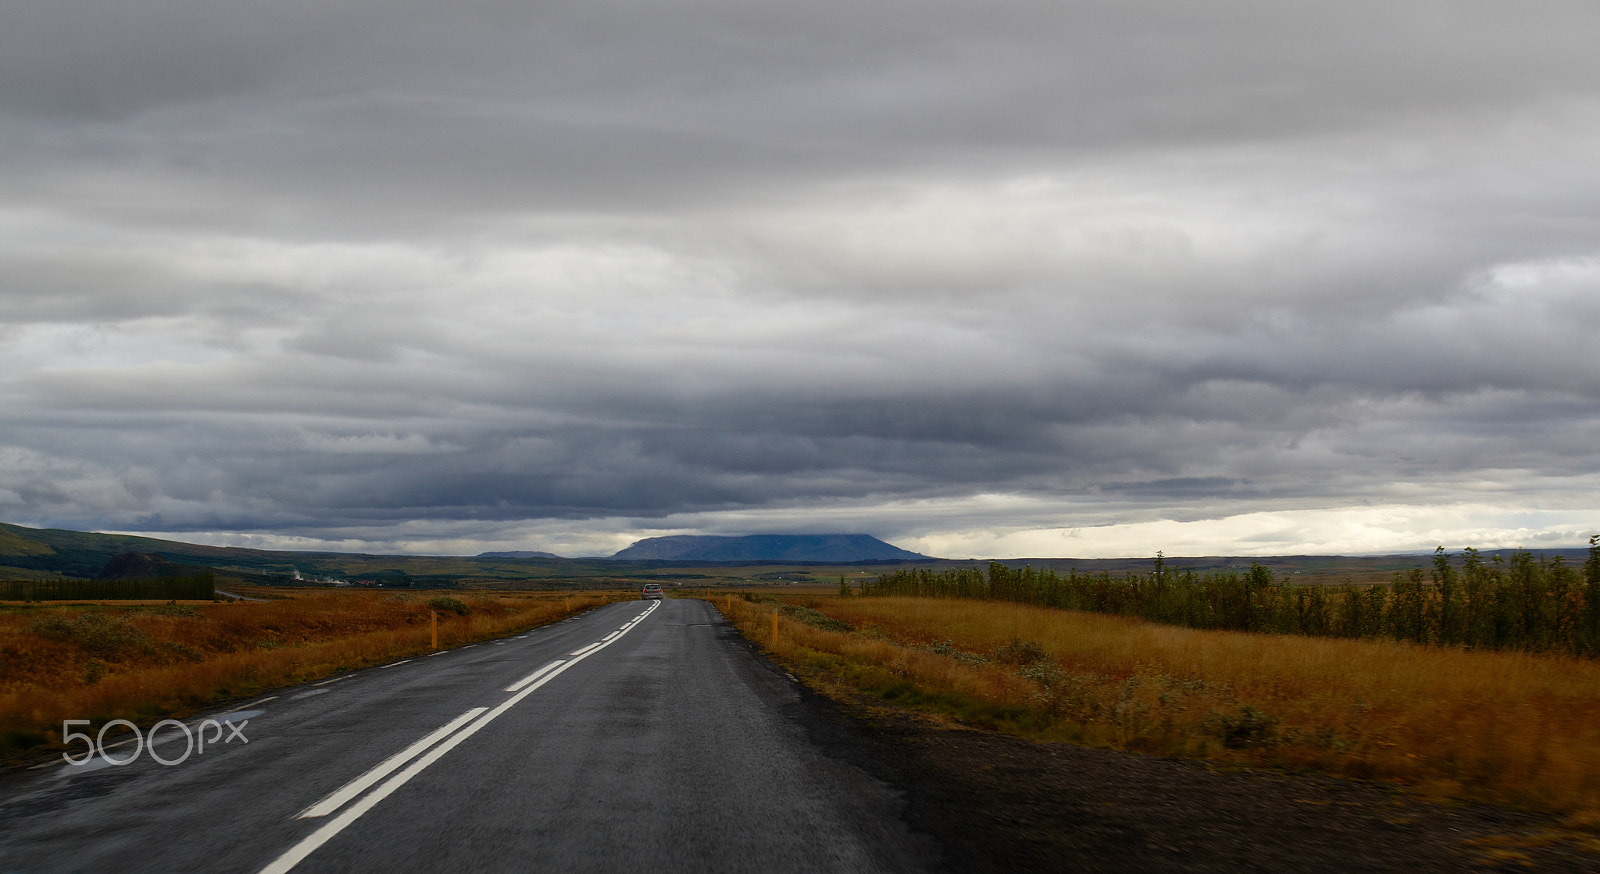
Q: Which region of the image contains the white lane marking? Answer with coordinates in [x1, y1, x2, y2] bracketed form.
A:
[378, 660, 411, 669]
[96, 734, 141, 752]
[260, 600, 662, 874]
[601, 631, 620, 642]
[50, 700, 271, 769]
[93, 706, 265, 753]
[568, 642, 601, 657]
[503, 660, 565, 693]
[313, 677, 348, 687]
[58, 757, 116, 776]
[295, 707, 488, 820]
[427, 651, 447, 657]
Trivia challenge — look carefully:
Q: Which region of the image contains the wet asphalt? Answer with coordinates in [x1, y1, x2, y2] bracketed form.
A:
[0, 598, 937, 874]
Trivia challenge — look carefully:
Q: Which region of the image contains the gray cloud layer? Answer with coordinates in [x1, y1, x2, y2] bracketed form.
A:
[2, 2, 1597, 556]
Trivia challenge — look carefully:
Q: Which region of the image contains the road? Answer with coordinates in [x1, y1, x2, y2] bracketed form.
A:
[214, 590, 269, 602]
[0, 599, 937, 873]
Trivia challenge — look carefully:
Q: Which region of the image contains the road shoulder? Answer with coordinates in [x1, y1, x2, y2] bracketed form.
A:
[739, 626, 1600, 873]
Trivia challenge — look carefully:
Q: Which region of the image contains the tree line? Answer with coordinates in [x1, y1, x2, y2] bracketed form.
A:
[0, 574, 216, 602]
[865, 537, 1600, 656]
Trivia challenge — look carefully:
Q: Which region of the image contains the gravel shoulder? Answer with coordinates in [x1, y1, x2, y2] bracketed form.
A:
[777, 659, 1600, 872]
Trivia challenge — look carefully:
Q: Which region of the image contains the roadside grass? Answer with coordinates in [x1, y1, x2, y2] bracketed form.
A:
[0, 588, 622, 762]
[713, 593, 1600, 822]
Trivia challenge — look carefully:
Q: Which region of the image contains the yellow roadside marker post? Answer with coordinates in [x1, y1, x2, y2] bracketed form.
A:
[431, 610, 438, 650]
[771, 609, 779, 643]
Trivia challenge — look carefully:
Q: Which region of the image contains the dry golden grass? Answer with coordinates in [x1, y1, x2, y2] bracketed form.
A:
[716, 594, 1600, 820]
[0, 588, 625, 758]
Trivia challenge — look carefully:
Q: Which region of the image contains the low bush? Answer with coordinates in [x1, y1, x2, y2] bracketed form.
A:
[781, 603, 853, 633]
[993, 638, 1048, 666]
[30, 613, 154, 659]
[1207, 705, 1280, 749]
[426, 596, 471, 616]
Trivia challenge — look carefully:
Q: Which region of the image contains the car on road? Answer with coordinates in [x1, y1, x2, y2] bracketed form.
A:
[641, 584, 663, 600]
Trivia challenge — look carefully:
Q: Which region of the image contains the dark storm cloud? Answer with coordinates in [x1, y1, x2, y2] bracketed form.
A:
[7, 3, 1600, 213]
[2, 1, 1598, 555]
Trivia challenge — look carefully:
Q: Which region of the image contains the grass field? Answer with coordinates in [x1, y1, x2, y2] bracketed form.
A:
[714, 593, 1600, 822]
[0, 588, 622, 761]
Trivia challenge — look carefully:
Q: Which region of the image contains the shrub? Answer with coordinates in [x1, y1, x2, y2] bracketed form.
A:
[781, 604, 853, 632]
[1207, 705, 1280, 749]
[31, 613, 154, 659]
[2, 730, 47, 755]
[993, 638, 1048, 665]
[130, 604, 201, 618]
[427, 596, 471, 616]
[927, 639, 990, 665]
[162, 641, 204, 661]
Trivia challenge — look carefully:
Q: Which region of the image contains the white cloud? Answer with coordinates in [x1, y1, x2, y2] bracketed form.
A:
[908, 502, 1600, 561]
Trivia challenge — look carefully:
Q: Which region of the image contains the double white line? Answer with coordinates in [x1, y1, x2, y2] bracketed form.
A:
[259, 600, 661, 874]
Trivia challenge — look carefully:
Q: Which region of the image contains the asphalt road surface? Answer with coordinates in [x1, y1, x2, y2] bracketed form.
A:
[0, 599, 938, 873]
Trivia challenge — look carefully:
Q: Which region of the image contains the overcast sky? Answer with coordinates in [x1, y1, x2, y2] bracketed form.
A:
[2, 1, 1597, 558]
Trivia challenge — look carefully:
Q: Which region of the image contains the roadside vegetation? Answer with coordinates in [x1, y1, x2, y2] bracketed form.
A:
[0, 588, 619, 762]
[716, 592, 1600, 821]
[869, 538, 1600, 657]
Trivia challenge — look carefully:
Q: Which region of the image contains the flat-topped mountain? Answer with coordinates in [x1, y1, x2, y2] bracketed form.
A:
[609, 534, 931, 563]
[476, 550, 565, 559]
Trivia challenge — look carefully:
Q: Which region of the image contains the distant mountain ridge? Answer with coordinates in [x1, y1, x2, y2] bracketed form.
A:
[5, 521, 1591, 588]
[0, 523, 935, 588]
[609, 534, 930, 563]
[476, 550, 565, 559]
